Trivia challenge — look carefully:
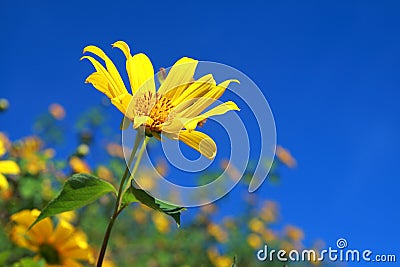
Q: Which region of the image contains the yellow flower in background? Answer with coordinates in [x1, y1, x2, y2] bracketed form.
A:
[0, 138, 20, 191]
[284, 225, 304, 242]
[260, 200, 278, 223]
[152, 212, 170, 233]
[131, 207, 148, 224]
[57, 211, 77, 223]
[248, 218, 264, 233]
[207, 247, 233, 267]
[106, 142, 125, 158]
[49, 103, 66, 120]
[69, 156, 91, 174]
[261, 228, 277, 242]
[11, 136, 49, 175]
[276, 145, 297, 168]
[10, 209, 94, 267]
[247, 233, 263, 249]
[207, 223, 228, 243]
[96, 165, 114, 182]
[82, 41, 240, 159]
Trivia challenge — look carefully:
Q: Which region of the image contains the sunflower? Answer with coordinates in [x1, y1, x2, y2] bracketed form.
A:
[10, 209, 94, 267]
[0, 136, 20, 191]
[81, 41, 239, 159]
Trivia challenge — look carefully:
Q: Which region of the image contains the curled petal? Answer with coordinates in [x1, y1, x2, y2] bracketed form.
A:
[184, 101, 240, 131]
[178, 130, 217, 159]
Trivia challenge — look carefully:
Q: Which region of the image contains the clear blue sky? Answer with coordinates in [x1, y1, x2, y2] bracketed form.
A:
[1, 1, 399, 266]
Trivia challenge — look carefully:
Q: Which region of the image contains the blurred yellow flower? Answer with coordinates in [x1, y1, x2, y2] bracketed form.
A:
[207, 223, 228, 243]
[96, 165, 114, 182]
[136, 174, 155, 191]
[102, 259, 117, 267]
[276, 145, 297, 168]
[82, 41, 240, 159]
[0, 138, 20, 191]
[11, 136, 47, 175]
[69, 156, 91, 174]
[261, 228, 277, 242]
[284, 225, 304, 242]
[260, 200, 278, 223]
[152, 212, 170, 233]
[57, 211, 77, 223]
[132, 207, 148, 224]
[49, 103, 66, 120]
[200, 203, 217, 215]
[247, 233, 263, 249]
[10, 209, 94, 267]
[106, 142, 125, 158]
[248, 218, 264, 233]
[207, 247, 233, 267]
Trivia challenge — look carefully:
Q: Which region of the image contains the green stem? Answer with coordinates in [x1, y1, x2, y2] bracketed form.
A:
[96, 133, 144, 267]
[123, 136, 150, 194]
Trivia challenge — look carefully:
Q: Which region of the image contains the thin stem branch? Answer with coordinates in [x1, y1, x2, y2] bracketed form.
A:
[96, 133, 144, 267]
[123, 136, 150, 194]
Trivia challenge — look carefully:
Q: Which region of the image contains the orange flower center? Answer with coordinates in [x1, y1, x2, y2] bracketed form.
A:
[134, 92, 175, 132]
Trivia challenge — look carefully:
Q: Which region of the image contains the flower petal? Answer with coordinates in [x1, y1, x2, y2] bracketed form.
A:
[110, 93, 133, 117]
[178, 130, 217, 159]
[84, 72, 112, 98]
[51, 220, 75, 247]
[184, 101, 240, 131]
[0, 173, 9, 191]
[128, 53, 155, 95]
[0, 160, 20, 175]
[62, 258, 85, 267]
[133, 116, 153, 129]
[158, 57, 198, 98]
[172, 74, 216, 107]
[83, 45, 126, 95]
[113, 41, 155, 95]
[11, 209, 53, 244]
[179, 79, 239, 118]
[81, 56, 120, 98]
[112, 40, 131, 59]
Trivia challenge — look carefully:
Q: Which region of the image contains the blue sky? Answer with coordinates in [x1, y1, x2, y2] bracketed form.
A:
[1, 1, 400, 266]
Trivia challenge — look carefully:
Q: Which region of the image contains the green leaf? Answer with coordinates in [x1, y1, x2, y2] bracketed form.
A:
[30, 173, 116, 229]
[0, 251, 11, 266]
[13, 258, 45, 267]
[122, 184, 185, 226]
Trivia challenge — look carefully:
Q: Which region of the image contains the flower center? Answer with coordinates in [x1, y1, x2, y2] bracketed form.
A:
[39, 244, 61, 265]
[134, 92, 174, 132]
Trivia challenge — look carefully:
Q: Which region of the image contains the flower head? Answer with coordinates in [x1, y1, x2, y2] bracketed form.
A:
[0, 136, 20, 191]
[10, 209, 94, 267]
[82, 41, 240, 159]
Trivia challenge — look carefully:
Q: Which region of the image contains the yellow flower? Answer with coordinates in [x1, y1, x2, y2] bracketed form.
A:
[207, 223, 228, 243]
[276, 145, 297, 168]
[284, 225, 304, 242]
[131, 207, 148, 224]
[96, 165, 114, 182]
[247, 233, 263, 249]
[248, 218, 264, 233]
[106, 142, 125, 158]
[57, 211, 77, 223]
[82, 41, 240, 159]
[207, 247, 233, 267]
[152, 212, 170, 233]
[10, 209, 94, 267]
[260, 200, 278, 223]
[0, 138, 20, 191]
[49, 103, 66, 120]
[11, 136, 47, 175]
[69, 156, 91, 174]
